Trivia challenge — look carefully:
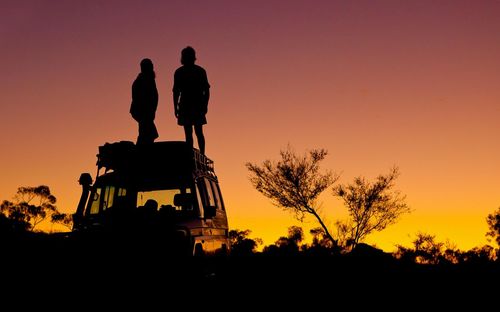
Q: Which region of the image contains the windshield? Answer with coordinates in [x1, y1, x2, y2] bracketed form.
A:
[137, 187, 197, 214]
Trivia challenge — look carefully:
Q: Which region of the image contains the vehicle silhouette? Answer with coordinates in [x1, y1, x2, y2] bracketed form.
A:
[73, 141, 230, 256]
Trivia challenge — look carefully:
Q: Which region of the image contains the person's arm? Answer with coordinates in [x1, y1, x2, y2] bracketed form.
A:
[203, 88, 210, 114]
[130, 78, 140, 121]
[173, 91, 180, 118]
[203, 69, 210, 113]
[152, 81, 159, 119]
[172, 71, 180, 118]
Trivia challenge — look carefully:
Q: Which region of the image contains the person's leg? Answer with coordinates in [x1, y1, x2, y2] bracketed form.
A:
[183, 125, 194, 149]
[141, 120, 157, 144]
[150, 120, 159, 142]
[194, 124, 205, 155]
[137, 121, 145, 145]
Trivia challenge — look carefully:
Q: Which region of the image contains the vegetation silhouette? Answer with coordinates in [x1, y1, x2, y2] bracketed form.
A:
[0, 185, 70, 232]
[173, 46, 210, 155]
[246, 146, 340, 247]
[130, 58, 159, 145]
[333, 167, 411, 250]
[246, 146, 410, 251]
[395, 232, 497, 265]
[486, 207, 500, 251]
[262, 225, 304, 256]
[1, 195, 498, 302]
[0, 211, 29, 234]
[0, 176, 498, 303]
[229, 229, 263, 256]
[50, 211, 73, 230]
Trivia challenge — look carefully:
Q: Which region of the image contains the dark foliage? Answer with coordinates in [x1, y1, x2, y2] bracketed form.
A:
[229, 229, 262, 256]
[486, 207, 500, 248]
[0, 185, 58, 231]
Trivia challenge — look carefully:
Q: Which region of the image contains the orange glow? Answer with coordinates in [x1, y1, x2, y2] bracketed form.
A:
[1, 1, 499, 251]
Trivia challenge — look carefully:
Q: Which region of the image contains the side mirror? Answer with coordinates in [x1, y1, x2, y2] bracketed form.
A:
[78, 173, 93, 186]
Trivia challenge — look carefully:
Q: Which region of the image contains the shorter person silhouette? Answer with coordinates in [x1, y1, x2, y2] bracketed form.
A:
[130, 58, 159, 145]
[172, 46, 210, 154]
[144, 199, 159, 213]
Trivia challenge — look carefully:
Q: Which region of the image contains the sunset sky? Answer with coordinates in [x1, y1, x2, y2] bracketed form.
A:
[1, 0, 499, 251]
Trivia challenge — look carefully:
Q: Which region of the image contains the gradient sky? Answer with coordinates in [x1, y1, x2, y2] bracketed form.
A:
[1, 0, 499, 251]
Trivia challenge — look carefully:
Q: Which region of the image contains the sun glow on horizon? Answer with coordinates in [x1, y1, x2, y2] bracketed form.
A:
[1, 1, 499, 253]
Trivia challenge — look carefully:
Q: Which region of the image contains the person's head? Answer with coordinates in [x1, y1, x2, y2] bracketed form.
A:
[144, 199, 158, 212]
[140, 58, 155, 76]
[181, 46, 196, 65]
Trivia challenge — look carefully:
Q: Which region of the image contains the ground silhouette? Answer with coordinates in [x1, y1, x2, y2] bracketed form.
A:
[1, 222, 498, 308]
[1, 188, 498, 306]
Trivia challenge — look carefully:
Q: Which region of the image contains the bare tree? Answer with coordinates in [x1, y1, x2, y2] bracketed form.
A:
[333, 167, 410, 249]
[246, 146, 339, 246]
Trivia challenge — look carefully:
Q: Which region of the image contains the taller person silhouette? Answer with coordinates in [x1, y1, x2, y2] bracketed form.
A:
[173, 46, 210, 155]
[130, 58, 159, 145]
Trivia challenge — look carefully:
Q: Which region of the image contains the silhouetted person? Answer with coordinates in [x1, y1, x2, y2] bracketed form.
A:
[130, 58, 159, 145]
[144, 199, 159, 214]
[137, 199, 159, 233]
[173, 46, 210, 154]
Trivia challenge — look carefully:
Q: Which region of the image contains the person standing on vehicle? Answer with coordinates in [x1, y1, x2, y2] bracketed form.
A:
[130, 58, 159, 145]
[172, 46, 210, 155]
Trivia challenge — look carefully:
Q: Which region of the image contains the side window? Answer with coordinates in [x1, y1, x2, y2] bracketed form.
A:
[117, 188, 126, 197]
[89, 188, 102, 215]
[203, 178, 216, 207]
[102, 186, 115, 211]
[210, 180, 225, 211]
[194, 185, 205, 217]
[197, 180, 207, 205]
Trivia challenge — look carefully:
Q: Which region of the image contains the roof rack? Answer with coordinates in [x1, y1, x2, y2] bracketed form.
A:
[95, 141, 216, 176]
[193, 149, 215, 175]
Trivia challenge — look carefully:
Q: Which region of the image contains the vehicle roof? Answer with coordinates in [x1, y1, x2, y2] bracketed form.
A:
[96, 141, 216, 178]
